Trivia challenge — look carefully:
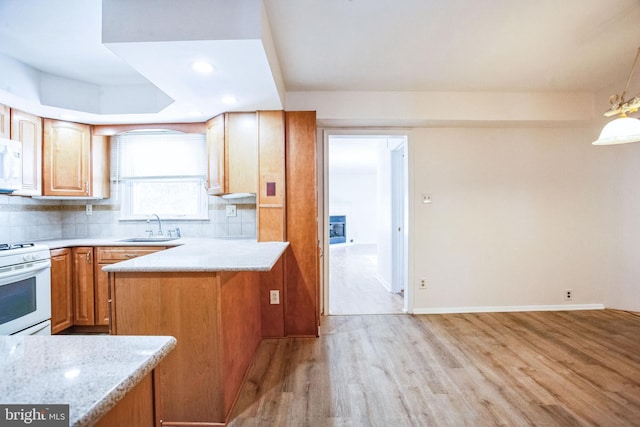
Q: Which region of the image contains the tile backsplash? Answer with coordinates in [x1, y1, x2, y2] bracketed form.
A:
[0, 193, 256, 244]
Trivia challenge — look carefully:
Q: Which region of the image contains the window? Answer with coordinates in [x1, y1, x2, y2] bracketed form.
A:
[113, 131, 208, 220]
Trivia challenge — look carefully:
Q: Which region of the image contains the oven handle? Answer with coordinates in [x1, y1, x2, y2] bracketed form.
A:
[0, 259, 51, 284]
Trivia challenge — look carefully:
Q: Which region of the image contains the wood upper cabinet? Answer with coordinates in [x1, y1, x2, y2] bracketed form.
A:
[205, 114, 225, 195]
[43, 119, 109, 198]
[0, 104, 9, 137]
[10, 109, 42, 196]
[50, 248, 73, 334]
[73, 247, 95, 326]
[206, 112, 258, 195]
[226, 112, 258, 194]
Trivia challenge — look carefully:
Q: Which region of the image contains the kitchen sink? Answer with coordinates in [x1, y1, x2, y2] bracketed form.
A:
[118, 236, 180, 243]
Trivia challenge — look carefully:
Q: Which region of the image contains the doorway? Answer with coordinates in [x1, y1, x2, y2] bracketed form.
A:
[324, 134, 408, 315]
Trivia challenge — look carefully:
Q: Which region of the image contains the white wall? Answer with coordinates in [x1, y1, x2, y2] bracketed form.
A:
[329, 171, 377, 244]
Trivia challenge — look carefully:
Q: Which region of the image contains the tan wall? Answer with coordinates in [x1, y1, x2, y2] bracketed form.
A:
[410, 126, 640, 311]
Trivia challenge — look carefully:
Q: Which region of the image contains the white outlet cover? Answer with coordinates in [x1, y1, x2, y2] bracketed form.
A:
[225, 205, 237, 217]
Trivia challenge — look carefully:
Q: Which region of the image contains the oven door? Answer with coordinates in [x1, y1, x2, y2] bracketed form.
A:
[0, 259, 52, 335]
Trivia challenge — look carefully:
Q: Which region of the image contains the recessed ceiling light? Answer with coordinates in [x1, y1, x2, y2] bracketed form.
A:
[221, 96, 237, 105]
[192, 61, 214, 73]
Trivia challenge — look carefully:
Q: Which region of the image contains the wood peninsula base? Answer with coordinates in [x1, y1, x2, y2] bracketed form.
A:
[110, 270, 261, 426]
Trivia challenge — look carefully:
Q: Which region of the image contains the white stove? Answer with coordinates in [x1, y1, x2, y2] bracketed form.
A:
[0, 242, 52, 335]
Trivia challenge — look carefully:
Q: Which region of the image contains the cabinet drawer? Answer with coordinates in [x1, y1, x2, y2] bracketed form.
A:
[96, 247, 166, 263]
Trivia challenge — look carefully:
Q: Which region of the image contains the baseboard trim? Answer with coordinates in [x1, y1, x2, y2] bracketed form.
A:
[412, 304, 605, 315]
[375, 273, 392, 292]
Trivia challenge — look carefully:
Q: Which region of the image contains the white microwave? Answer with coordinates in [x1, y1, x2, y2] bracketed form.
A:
[0, 136, 22, 193]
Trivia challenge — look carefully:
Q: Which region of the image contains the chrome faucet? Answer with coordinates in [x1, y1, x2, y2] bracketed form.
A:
[147, 214, 163, 236]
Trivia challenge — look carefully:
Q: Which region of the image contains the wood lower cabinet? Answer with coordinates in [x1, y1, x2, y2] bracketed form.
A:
[73, 247, 95, 326]
[50, 248, 73, 334]
[95, 372, 154, 427]
[110, 270, 262, 425]
[95, 247, 165, 326]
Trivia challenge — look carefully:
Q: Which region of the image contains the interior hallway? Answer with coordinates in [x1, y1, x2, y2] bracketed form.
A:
[329, 244, 404, 315]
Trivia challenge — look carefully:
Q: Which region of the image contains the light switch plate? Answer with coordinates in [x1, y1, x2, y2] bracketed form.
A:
[225, 205, 237, 217]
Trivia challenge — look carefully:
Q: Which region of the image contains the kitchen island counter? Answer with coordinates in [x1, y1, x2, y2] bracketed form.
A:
[102, 239, 288, 272]
[37, 238, 289, 273]
[0, 335, 176, 427]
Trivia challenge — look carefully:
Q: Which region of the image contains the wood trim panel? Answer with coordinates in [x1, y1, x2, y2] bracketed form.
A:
[284, 111, 319, 337]
[92, 122, 205, 136]
[257, 110, 286, 242]
[220, 270, 261, 417]
[260, 256, 285, 338]
[91, 134, 110, 198]
[257, 207, 285, 242]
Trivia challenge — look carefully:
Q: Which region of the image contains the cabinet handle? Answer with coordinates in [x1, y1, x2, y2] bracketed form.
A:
[86, 251, 91, 263]
[85, 180, 89, 195]
[125, 254, 137, 258]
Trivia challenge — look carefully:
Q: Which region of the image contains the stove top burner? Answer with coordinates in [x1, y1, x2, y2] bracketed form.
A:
[0, 242, 36, 251]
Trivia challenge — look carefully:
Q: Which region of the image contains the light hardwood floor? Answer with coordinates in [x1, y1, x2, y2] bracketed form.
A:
[329, 244, 404, 314]
[229, 310, 640, 426]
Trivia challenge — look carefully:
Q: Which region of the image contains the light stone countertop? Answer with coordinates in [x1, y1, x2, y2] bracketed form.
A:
[102, 239, 289, 273]
[0, 335, 176, 427]
[36, 238, 289, 273]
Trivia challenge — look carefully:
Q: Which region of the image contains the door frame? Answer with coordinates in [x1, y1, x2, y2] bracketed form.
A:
[319, 128, 414, 315]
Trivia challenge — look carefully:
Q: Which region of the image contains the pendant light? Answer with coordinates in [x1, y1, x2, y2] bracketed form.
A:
[593, 47, 640, 145]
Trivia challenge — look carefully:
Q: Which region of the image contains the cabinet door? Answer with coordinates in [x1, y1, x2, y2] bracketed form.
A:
[0, 104, 9, 138]
[206, 114, 225, 195]
[95, 247, 167, 326]
[10, 109, 42, 196]
[94, 264, 110, 326]
[225, 112, 258, 194]
[50, 248, 73, 334]
[43, 119, 91, 197]
[73, 247, 95, 326]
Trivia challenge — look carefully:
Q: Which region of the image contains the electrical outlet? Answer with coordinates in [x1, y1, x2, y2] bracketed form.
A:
[269, 290, 280, 304]
[565, 289, 573, 301]
[419, 278, 427, 289]
[85, 204, 93, 216]
[225, 205, 237, 217]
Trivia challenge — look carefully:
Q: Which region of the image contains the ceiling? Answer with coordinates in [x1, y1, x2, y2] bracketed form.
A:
[1, 0, 639, 125]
